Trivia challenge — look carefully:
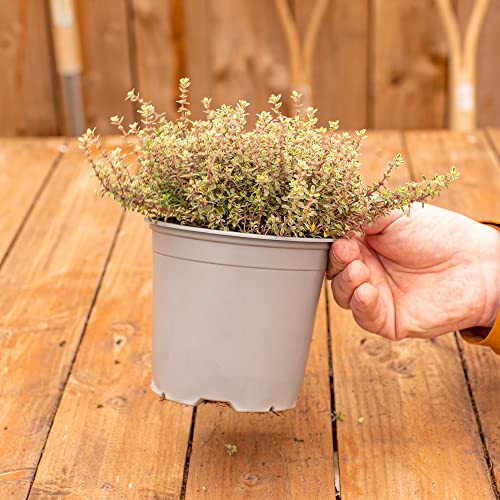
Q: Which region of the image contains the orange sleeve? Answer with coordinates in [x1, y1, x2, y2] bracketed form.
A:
[461, 311, 500, 354]
[460, 221, 500, 354]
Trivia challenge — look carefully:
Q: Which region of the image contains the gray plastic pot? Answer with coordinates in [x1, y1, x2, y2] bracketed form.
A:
[149, 220, 333, 412]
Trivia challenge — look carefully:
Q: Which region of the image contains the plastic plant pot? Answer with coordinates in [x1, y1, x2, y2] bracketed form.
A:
[149, 220, 333, 412]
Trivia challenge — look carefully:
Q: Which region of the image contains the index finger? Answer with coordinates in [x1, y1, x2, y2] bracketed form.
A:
[326, 238, 361, 279]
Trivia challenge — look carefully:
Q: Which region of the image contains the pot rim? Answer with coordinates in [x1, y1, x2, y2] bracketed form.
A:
[147, 218, 334, 244]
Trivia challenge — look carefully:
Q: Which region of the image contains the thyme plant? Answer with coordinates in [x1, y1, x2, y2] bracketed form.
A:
[80, 78, 458, 238]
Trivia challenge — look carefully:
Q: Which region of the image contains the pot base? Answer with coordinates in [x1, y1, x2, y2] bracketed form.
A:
[150, 380, 297, 413]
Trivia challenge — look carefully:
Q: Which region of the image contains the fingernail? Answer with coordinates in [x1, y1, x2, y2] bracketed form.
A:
[331, 247, 344, 266]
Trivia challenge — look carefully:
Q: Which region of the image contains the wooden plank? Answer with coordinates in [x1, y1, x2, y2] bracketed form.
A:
[129, 0, 179, 119]
[183, 0, 290, 121]
[329, 131, 494, 498]
[0, 0, 59, 135]
[405, 130, 500, 219]
[0, 139, 61, 262]
[372, 0, 448, 129]
[0, 141, 122, 498]
[407, 128, 500, 485]
[76, 0, 134, 133]
[458, 333, 500, 488]
[294, 0, 369, 129]
[30, 211, 193, 498]
[485, 128, 500, 175]
[359, 131, 411, 186]
[456, 0, 500, 127]
[184, 286, 335, 499]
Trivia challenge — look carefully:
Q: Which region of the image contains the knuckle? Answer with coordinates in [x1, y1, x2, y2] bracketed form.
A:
[331, 280, 349, 309]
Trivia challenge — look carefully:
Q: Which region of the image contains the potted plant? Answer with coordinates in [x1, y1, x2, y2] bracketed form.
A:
[80, 78, 457, 412]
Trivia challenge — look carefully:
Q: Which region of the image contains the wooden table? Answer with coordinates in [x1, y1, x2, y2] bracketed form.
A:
[0, 131, 499, 499]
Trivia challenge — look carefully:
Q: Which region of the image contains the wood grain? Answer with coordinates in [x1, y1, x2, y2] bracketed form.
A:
[408, 128, 500, 485]
[0, 131, 497, 496]
[405, 130, 500, 219]
[358, 131, 411, 186]
[456, 0, 500, 127]
[485, 128, 500, 175]
[0, 0, 59, 135]
[2, 0, 500, 134]
[182, 0, 290, 121]
[184, 286, 335, 499]
[30, 211, 193, 499]
[329, 131, 494, 498]
[372, 0, 448, 129]
[76, 0, 134, 133]
[0, 139, 61, 262]
[0, 141, 122, 498]
[294, 0, 369, 129]
[129, 0, 178, 119]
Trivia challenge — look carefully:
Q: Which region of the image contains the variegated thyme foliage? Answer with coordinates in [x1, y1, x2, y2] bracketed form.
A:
[80, 78, 458, 238]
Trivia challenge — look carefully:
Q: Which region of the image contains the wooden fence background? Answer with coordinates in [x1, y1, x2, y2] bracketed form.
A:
[1, 0, 499, 136]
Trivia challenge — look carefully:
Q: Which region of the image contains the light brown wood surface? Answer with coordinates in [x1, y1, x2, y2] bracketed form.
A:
[294, 0, 369, 129]
[129, 0, 179, 119]
[0, 139, 61, 262]
[184, 286, 335, 499]
[2, 0, 500, 134]
[372, 0, 448, 129]
[457, 0, 500, 127]
[183, 0, 291, 120]
[76, 0, 134, 133]
[405, 130, 500, 220]
[0, 133, 498, 498]
[0, 0, 59, 135]
[0, 141, 122, 498]
[30, 211, 193, 498]
[328, 131, 495, 498]
[407, 128, 500, 487]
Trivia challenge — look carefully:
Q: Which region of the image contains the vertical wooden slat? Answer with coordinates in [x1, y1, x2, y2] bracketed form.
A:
[456, 0, 500, 127]
[76, 0, 134, 133]
[485, 128, 500, 173]
[294, 0, 369, 128]
[0, 0, 59, 136]
[329, 131, 494, 498]
[181, 0, 212, 118]
[372, 0, 448, 129]
[30, 212, 193, 499]
[129, 0, 178, 118]
[0, 1, 499, 135]
[183, 0, 290, 121]
[184, 287, 335, 498]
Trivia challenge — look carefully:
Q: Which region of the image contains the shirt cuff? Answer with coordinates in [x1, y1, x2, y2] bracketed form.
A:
[460, 309, 500, 354]
[459, 220, 499, 354]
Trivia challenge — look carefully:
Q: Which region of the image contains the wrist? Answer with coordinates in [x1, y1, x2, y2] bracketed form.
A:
[479, 224, 500, 328]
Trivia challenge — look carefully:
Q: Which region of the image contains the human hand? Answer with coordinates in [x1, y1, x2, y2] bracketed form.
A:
[326, 204, 500, 340]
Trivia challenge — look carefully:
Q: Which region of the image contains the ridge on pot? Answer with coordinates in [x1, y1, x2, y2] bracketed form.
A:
[149, 220, 333, 412]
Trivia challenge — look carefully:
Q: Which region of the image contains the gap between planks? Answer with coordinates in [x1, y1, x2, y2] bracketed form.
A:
[401, 129, 499, 498]
[180, 407, 197, 500]
[0, 142, 65, 271]
[454, 334, 500, 499]
[325, 283, 342, 499]
[0, 140, 125, 497]
[25, 211, 127, 498]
